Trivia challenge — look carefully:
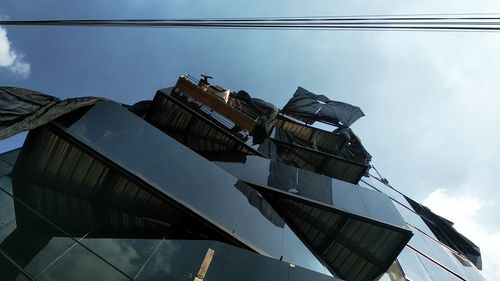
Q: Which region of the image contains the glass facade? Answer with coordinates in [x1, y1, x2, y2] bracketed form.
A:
[359, 177, 486, 281]
[0, 79, 486, 281]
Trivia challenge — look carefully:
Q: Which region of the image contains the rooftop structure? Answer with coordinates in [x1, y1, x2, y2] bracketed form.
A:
[0, 75, 485, 280]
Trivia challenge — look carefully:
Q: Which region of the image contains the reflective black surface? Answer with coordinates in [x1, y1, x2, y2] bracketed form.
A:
[2, 98, 483, 281]
[216, 156, 408, 229]
[0, 177, 76, 280]
[58, 102, 330, 275]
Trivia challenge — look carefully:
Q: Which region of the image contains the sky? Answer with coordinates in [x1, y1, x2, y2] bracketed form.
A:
[1, 0, 499, 279]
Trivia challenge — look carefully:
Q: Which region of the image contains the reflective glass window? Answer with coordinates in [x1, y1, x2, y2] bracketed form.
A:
[65, 102, 251, 235]
[36, 244, 129, 281]
[218, 246, 289, 281]
[419, 256, 462, 281]
[330, 179, 369, 218]
[289, 265, 340, 281]
[282, 225, 329, 275]
[135, 240, 230, 281]
[357, 184, 407, 228]
[80, 236, 164, 279]
[0, 178, 77, 280]
[232, 182, 284, 258]
[397, 248, 432, 281]
[408, 230, 468, 280]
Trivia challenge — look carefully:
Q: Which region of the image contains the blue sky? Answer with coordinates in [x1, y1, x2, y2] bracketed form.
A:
[1, 1, 500, 279]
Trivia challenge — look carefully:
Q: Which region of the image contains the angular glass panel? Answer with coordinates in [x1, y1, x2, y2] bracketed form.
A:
[0, 149, 20, 178]
[330, 178, 369, 218]
[0, 179, 77, 280]
[461, 264, 486, 281]
[36, 244, 130, 281]
[357, 186, 407, 228]
[396, 248, 432, 281]
[420, 257, 462, 281]
[0, 149, 21, 166]
[218, 157, 408, 230]
[80, 236, 164, 279]
[65, 102, 250, 235]
[282, 225, 328, 275]
[408, 230, 468, 280]
[395, 204, 436, 239]
[233, 182, 284, 258]
[218, 246, 288, 281]
[289, 265, 341, 281]
[135, 240, 230, 281]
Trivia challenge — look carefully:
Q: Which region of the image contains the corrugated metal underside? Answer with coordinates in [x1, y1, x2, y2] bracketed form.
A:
[270, 115, 367, 164]
[145, 91, 258, 162]
[259, 189, 410, 281]
[258, 138, 367, 184]
[12, 126, 237, 241]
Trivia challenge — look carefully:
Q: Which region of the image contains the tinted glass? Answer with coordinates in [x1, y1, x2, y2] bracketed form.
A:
[0, 178, 77, 280]
[330, 178, 369, 218]
[65, 102, 250, 235]
[408, 230, 467, 280]
[218, 246, 288, 281]
[136, 240, 229, 281]
[80, 235, 164, 279]
[396, 248, 432, 281]
[36, 244, 129, 281]
[420, 257, 462, 281]
[233, 182, 284, 257]
[289, 265, 340, 281]
[282, 225, 328, 275]
[357, 186, 407, 228]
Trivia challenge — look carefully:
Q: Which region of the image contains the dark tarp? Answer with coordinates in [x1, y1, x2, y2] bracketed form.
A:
[282, 87, 364, 127]
[0, 87, 103, 140]
[232, 90, 278, 144]
[405, 196, 482, 269]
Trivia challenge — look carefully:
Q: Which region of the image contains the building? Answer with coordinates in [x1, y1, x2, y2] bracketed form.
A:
[0, 75, 485, 280]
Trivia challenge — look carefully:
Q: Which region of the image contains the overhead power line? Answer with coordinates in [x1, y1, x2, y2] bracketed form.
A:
[3, 14, 500, 32]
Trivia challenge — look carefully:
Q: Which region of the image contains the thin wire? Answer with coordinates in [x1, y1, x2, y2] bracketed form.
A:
[3, 17, 500, 32]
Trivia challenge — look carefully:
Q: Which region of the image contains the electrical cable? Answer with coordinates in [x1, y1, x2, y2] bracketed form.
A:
[3, 15, 500, 32]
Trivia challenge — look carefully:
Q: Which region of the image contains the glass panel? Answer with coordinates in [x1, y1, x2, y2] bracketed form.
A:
[420, 257, 462, 281]
[0, 250, 35, 281]
[408, 230, 468, 280]
[462, 264, 486, 281]
[65, 102, 249, 235]
[0, 149, 21, 166]
[218, 246, 288, 281]
[135, 240, 230, 281]
[80, 236, 164, 279]
[282, 225, 328, 275]
[330, 178, 369, 218]
[36, 244, 129, 281]
[0, 149, 20, 178]
[289, 265, 340, 281]
[396, 248, 432, 281]
[395, 204, 436, 238]
[0, 178, 77, 279]
[233, 182, 284, 258]
[357, 186, 407, 228]
[215, 156, 267, 183]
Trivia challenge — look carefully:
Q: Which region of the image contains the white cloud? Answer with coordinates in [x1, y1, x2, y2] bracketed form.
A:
[423, 188, 500, 280]
[0, 26, 30, 78]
